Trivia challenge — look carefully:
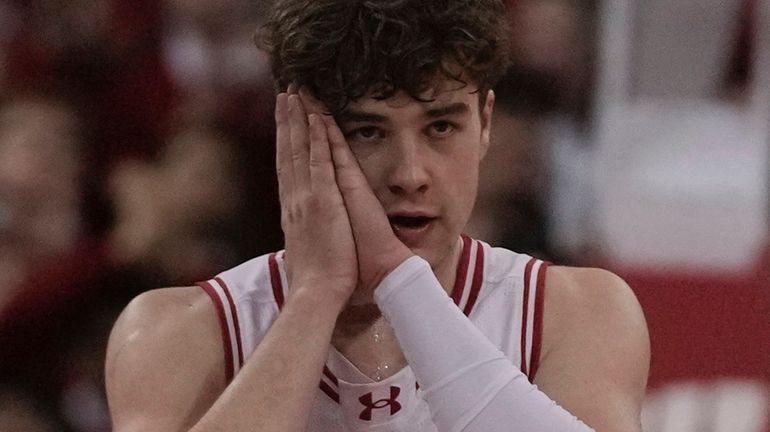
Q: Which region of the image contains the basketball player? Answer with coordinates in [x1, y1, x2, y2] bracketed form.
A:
[105, 1, 649, 431]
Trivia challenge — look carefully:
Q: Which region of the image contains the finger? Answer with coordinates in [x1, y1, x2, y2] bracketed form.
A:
[288, 94, 311, 190]
[299, 86, 331, 116]
[308, 114, 335, 189]
[327, 122, 413, 286]
[275, 93, 293, 205]
[287, 82, 299, 95]
[327, 120, 391, 231]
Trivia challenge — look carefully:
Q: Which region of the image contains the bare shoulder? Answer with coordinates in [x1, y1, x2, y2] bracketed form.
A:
[106, 286, 221, 358]
[539, 265, 650, 368]
[535, 266, 650, 431]
[542, 265, 648, 337]
[106, 286, 226, 432]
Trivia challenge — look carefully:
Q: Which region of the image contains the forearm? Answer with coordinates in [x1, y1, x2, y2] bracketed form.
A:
[374, 257, 593, 432]
[191, 288, 342, 432]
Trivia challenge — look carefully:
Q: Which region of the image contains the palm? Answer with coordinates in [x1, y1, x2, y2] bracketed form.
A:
[276, 91, 359, 306]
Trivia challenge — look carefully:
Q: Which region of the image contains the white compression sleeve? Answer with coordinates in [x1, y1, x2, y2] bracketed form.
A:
[374, 256, 594, 432]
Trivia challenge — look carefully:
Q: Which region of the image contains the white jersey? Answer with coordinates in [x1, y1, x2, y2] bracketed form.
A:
[198, 236, 549, 431]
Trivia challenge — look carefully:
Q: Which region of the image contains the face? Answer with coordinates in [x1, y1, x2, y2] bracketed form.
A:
[0, 99, 82, 257]
[337, 81, 494, 271]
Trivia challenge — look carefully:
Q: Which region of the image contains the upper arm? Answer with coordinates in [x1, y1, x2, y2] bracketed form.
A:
[533, 266, 650, 432]
[105, 286, 227, 432]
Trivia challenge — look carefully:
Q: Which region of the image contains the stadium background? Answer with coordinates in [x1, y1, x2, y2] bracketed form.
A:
[0, 0, 767, 430]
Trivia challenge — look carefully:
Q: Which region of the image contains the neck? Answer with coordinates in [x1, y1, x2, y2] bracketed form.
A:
[337, 236, 465, 329]
[432, 236, 466, 296]
[330, 236, 466, 381]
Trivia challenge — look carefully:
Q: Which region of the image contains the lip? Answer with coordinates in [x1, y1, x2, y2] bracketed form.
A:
[387, 211, 437, 247]
[386, 209, 437, 219]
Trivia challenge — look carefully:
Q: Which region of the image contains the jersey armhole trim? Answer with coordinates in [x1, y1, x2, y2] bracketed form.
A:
[520, 258, 537, 377]
[528, 261, 550, 382]
[215, 277, 244, 367]
[197, 280, 236, 382]
[268, 253, 285, 309]
[462, 240, 486, 316]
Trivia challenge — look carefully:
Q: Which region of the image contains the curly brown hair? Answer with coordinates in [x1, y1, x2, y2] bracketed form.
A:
[258, 0, 511, 114]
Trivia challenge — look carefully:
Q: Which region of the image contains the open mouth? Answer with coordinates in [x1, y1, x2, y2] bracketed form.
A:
[388, 216, 434, 230]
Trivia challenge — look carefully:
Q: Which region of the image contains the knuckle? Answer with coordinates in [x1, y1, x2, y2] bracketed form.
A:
[282, 200, 305, 222]
[291, 203, 305, 220]
[291, 150, 305, 164]
[336, 176, 358, 193]
[308, 154, 327, 169]
[294, 191, 312, 207]
[304, 194, 322, 211]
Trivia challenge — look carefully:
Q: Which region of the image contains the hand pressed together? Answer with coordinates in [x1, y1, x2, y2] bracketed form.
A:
[276, 86, 412, 308]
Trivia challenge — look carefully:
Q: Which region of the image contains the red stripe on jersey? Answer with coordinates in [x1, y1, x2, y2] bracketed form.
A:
[268, 253, 285, 309]
[528, 261, 550, 382]
[215, 277, 244, 367]
[520, 258, 537, 376]
[462, 241, 485, 316]
[451, 235, 473, 306]
[319, 380, 340, 403]
[197, 281, 235, 382]
[323, 365, 339, 386]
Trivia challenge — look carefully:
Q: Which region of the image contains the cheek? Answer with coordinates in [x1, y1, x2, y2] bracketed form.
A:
[349, 151, 386, 194]
[456, 168, 480, 214]
[443, 151, 480, 215]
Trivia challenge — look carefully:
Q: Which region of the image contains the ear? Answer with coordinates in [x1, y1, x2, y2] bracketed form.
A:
[479, 89, 495, 160]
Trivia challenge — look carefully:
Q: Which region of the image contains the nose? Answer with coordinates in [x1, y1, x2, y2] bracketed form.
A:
[386, 136, 430, 196]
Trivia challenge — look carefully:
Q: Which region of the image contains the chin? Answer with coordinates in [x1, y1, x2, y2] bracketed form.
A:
[408, 239, 457, 270]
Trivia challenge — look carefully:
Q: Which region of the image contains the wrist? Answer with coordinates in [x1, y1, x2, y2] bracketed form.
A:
[287, 282, 349, 316]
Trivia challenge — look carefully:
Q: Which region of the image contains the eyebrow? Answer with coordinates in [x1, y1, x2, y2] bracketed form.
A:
[424, 102, 470, 118]
[336, 110, 386, 124]
[337, 102, 471, 124]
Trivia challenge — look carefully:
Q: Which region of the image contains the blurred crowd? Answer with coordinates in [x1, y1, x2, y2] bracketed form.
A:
[0, 0, 766, 431]
[0, 0, 283, 429]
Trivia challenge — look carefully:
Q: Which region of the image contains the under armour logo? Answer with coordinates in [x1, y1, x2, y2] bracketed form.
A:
[358, 386, 402, 421]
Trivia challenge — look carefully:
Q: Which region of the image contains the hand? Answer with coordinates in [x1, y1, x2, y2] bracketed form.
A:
[295, 89, 413, 301]
[276, 86, 358, 309]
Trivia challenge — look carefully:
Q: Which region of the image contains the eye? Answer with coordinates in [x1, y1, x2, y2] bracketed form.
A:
[427, 121, 456, 137]
[346, 126, 382, 142]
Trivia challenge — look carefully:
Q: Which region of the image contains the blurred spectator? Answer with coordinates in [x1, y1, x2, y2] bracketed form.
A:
[160, 0, 283, 258]
[0, 95, 83, 312]
[507, 0, 596, 118]
[4, 0, 176, 234]
[467, 0, 599, 264]
[0, 94, 106, 430]
[5, 0, 174, 159]
[162, 0, 272, 128]
[467, 87, 555, 261]
[55, 126, 248, 432]
[107, 126, 244, 281]
[0, 94, 250, 430]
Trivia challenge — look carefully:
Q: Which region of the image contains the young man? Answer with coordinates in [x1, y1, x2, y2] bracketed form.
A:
[105, 1, 649, 431]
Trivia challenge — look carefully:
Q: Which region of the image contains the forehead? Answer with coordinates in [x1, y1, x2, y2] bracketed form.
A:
[343, 79, 481, 117]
